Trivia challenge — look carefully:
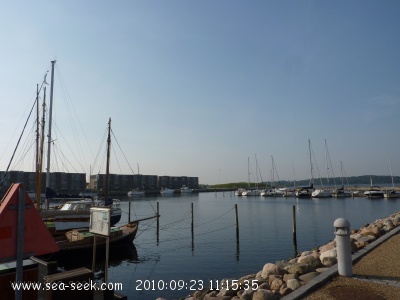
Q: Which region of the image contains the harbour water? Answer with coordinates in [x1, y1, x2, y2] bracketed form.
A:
[53, 191, 400, 299]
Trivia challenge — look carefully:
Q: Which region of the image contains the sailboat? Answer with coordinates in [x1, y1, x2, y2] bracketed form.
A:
[384, 159, 400, 198]
[261, 156, 278, 197]
[36, 61, 121, 233]
[242, 156, 260, 196]
[54, 118, 141, 251]
[128, 164, 145, 196]
[333, 161, 351, 197]
[312, 140, 333, 198]
[296, 140, 314, 198]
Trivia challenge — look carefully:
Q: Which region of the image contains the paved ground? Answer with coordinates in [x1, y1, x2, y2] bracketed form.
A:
[296, 229, 400, 300]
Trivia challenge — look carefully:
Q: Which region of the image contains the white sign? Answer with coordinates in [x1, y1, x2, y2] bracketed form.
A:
[89, 207, 111, 236]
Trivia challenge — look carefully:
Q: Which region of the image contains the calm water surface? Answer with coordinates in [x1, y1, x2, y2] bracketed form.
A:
[55, 192, 400, 299]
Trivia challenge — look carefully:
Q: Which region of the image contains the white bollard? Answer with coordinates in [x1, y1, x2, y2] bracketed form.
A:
[334, 218, 353, 277]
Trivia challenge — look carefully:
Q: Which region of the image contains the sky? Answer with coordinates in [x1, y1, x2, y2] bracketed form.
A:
[1, 1, 400, 185]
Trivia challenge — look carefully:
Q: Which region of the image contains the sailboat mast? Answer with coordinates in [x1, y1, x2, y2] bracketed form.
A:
[325, 139, 330, 187]
[35, 84, 40, 210]
[308, 139, 313, 186]
[39, 87, 46, 191]
[104, 118, 111, 202]
[389, 159, 395, 189]
[45, 60, 56, 190]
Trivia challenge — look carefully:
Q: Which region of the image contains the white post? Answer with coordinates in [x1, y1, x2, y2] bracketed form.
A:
[334, 218, 353, 277]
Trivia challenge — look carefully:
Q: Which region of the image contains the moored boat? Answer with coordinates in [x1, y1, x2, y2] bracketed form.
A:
[128, 188, 145, 196]
[160, 188, 175, 194]
[333, 186, 351, 197]
[295, 183, 314, 198]
[311, 188, 332, 198]
[180, 185, 193, 193]
[41, 197, 122, 236]
[364, 186, 385, 198]
[55, 221, 139, 251]
[384, 189, 400, 199]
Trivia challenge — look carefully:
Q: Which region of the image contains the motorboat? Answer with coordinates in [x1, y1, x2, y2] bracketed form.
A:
[364, 186, 385, 198]
[180, 185, 193, 193]
[242, 189, 261, 196]
[333, 186, 351, 198]
[275, 187, 296, 197]
[128, 188, 145, 196]
[384, 190, 400, 199]
[235, 188, 245, 196]
[295, 184, 314, 198]
[260, 189, 276, 197]
[311, 188, 332, 198]
[160, 188, 175, 194]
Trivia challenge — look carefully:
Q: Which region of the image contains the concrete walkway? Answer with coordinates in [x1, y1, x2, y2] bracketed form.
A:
[282, 224, 400, 300]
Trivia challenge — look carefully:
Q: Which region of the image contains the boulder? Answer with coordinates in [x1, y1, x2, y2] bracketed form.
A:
[286, 263, 315, 275]
[252, 289, 280, 300]
[320, 248, 337, 267]
[297, 255, 322, 269]
[239, 289, 255, 300]
[283, 273, 298, 282]
[270, 278, 284, 291]
[286, 279, 301, 291]
[261, 263, 286, 279]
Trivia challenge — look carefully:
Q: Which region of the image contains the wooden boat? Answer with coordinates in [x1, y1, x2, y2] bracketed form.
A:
[55, 221, 138, 251]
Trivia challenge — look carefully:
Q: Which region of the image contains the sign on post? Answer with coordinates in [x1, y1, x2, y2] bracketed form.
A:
[89, 207, 111, 236]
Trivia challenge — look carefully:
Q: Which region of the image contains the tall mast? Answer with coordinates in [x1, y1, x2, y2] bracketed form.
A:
[104, 118, 111, 202]
[325, 139, 330, 187]
[35, 84, 40, 209]
[389, 159, 395, 189]
[308, 139, 314, 186]
[45, 60, 56, 190]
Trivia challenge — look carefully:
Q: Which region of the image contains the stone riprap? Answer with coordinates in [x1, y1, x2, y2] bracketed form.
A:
[156, 211, 400, 300]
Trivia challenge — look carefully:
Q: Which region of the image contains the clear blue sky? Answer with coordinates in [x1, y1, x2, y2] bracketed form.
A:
[1, 1, 400, 185]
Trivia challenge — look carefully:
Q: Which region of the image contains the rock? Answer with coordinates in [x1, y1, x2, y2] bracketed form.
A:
[319, 241, 336, 253]
[286, 279, 301, 291]
[360, 226, 379, 237]
[204, 295, 232, 300]
[299, 272, 319, 282]
[285, 263, 315, 275]
[297, 255, 322, 269]
[218, 288, 238, 297]
[279, 286, 292, 296]
[300, 251, 314, 256]
[261, 263, 286, 279]
[320, 248, 338, 266]
[283, 273, 298, 282]
[239, 289, 255, 300]
[358, 235, 376, 243]
[350, 239, 359, 252]
[350, 232, 362, 240]
[320, 256, 337, 267]
[193, 289, 210, 300]
[258, 282, 270, 290]
[270, 278, 284, 291]
[252, 289, 280, 300]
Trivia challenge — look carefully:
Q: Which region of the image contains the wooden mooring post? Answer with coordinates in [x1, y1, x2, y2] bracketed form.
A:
[292, 205, 298, 257]
[157, 202, 160, 244]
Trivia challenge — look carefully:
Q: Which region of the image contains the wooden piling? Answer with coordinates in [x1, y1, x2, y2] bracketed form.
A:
[292, 205, 298, 257]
